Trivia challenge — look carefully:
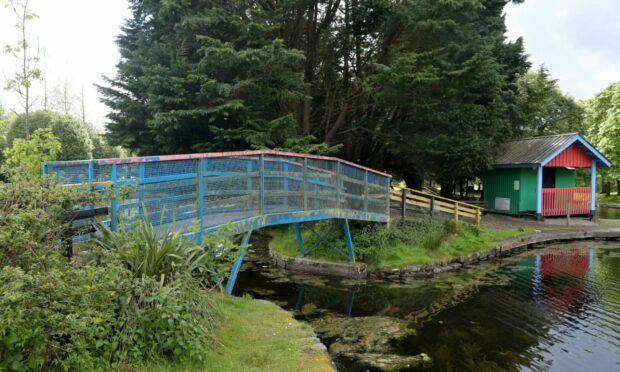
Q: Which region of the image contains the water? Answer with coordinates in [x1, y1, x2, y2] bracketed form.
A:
[234, 238, 620, 371]
[598, 207, 620, 220]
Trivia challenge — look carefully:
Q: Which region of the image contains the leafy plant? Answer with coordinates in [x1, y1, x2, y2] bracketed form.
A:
[92, 218, 238, 288]
[2, 127, 60, 179]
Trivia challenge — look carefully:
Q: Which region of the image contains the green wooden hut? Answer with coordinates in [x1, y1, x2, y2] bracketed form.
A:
[482, 133, 611, 219]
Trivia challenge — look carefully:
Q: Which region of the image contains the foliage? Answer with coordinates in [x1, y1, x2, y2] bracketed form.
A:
[0, 170, 100, 270]
[0, 174, 219, 369]
[2, 127, 60, 179]
[270, 218, 533, 268]
[98, 1, 309, 155]
[512, 66, 585, 137]
[92, 219, 238, 288]
[100, 0, 529, 194]
[7, 110, 93, 160]
[586, 82, 620, 179]
[3, 0, 41, 132]
[0, 264, 126, 370]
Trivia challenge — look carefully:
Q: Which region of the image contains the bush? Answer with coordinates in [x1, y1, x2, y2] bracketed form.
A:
[0, 264, 127, 370]
[0, 175, 100, 270]
[2, 128, 61, 179]
[7, 111, 93, 160]
[92, 218, 239, 288]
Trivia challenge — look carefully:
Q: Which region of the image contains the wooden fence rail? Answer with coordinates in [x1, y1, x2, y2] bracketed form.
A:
[390, 187, 483, 225]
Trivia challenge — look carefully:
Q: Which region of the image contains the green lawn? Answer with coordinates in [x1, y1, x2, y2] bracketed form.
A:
[142, 295, 332, 372]
[270, 221, 534, 269]
[596, 192, 620, 204]
[373, 226, 532, 269]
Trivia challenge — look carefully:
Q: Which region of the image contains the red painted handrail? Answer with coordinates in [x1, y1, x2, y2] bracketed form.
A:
[542, 187, 591, 216]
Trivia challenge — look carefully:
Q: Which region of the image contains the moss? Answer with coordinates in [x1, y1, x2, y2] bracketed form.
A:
[142, 295, 332, 372]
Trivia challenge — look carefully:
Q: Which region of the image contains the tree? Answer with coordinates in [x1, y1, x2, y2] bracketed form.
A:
[98, 0, 310, 155]
[7, 111, 93, 160]
[3, 0, 42, 137]
[100, 0, 529, 197]
[512, 66, 584, 137]
[369, 0, 529, 195]
[3, 127, 61, 178]
[585, 82, 620, 190]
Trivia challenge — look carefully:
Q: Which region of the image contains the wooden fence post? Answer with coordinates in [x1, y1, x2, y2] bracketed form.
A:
[401, 189, 407, 220]
[476, 208, 481, 226]
[430, 195, 435, 217]
[454, 201, 459, 223]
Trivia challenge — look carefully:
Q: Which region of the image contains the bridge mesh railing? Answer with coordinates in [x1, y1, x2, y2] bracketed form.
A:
[44, 151, 391, 236]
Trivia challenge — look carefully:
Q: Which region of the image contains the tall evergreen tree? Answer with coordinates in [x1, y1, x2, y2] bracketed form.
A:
[99, 0, 308, 155]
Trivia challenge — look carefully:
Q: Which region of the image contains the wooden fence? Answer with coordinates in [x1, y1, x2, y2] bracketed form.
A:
[390, 187, 483, 225]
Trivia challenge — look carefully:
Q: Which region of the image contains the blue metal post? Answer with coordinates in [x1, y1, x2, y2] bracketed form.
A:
[247, 160, 253, 210]
[283, 162, 289, 210]
[591, 159, 596, 215]
[336, 161, 342, 215]
[259, 154, 265, 215]
[342, 219, 355, 262]
[110, 163, 118, 231]
[303, 158, 308, 210]
[198, 159, 207, 236]
[363, 170, 369, 212]
[536, 165, 543, 220]
[138, 163, 145, 218]
[294, 223, 305, 256]
[226, 230, 253, 294]
[88, 160, 94, 183]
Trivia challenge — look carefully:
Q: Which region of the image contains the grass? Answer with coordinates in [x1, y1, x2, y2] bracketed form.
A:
[270, 220, 534, 269]
[596, 192, 620, 204]
[374, 226, 532, 269]
[141, 295, 332, 372]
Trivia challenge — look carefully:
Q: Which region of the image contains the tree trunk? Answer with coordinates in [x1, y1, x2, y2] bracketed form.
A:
[440, 182, 454, 198]
[605, 182, 611, 196]
[616, 179, 620, 196]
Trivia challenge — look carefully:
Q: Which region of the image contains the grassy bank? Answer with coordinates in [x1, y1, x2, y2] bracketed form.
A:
[270, 219, 533, 269]
[597, 192, 620, 204]
[146, 295, 332, 372]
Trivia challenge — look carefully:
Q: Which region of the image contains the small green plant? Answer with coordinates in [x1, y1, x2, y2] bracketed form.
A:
[93, 218, 238, 288]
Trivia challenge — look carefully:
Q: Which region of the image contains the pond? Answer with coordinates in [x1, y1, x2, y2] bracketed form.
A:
[234, 237, 620, 371]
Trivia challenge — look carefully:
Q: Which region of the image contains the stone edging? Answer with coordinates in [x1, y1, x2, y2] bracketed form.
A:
[270, 229, 620, 280]
[598, 203, 620, 209]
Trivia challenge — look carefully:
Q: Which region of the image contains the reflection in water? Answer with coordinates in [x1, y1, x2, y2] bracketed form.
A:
[235, 241, 620, 371]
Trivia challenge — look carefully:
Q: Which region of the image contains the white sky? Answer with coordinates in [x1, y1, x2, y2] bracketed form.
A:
[0, 0, 130, 129]
[0, 0, 619, 130]
[505, 0, 620, 100]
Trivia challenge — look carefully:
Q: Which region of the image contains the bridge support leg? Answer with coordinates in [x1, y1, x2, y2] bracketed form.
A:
[293, 223, 305, 256]
[342, 219, 355, 262]
[225, 230, 253, 295]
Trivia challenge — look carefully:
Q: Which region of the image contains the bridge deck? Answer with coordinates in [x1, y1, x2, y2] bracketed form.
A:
[44, 150, 391, 241]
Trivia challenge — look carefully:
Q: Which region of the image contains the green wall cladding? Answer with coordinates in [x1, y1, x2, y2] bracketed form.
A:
[482, 168, 521, 215]
[555, 167, 576, 188]
[519, 168, 538, 212]
[484, 166, 577, 215]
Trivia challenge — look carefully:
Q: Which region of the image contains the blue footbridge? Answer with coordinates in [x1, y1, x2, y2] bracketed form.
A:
[43, 150, 391, 293]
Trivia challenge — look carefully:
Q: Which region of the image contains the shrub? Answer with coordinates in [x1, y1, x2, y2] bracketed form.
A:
[7, 111, 93, 160]
[2, 128, 61, 179]
[92, 218, 239, 288]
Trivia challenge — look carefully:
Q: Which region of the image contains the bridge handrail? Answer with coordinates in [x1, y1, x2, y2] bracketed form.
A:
[44, 150, 392, 240]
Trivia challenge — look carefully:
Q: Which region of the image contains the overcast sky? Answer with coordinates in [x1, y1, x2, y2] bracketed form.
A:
[0, 0, 619, 130]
